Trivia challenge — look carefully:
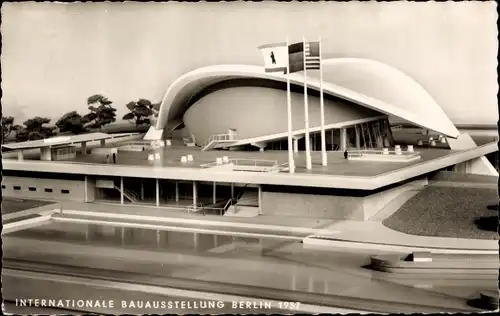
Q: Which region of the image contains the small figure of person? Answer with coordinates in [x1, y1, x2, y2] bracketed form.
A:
[344, 150, 348, 160]
[106, 154, 110, 164]
[112, 152, 116, 164]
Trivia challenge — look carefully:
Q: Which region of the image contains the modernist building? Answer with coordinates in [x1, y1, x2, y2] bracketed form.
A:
[2, 58, 498, 221]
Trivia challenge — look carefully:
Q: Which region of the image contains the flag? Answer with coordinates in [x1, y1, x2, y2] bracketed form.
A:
[258, 42, 288, 73]
[287, 41, 321, 74]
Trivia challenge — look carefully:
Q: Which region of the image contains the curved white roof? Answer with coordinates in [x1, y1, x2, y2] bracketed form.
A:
[156, 58, 460, 138]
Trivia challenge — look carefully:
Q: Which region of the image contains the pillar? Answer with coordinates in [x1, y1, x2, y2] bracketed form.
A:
[40, 147, 52, 161]
[156, 230, 161, 248]
[308, 276, 314, 292]
[17, 150, 24, 161]
[291, 272, 297, 291]
[81, 142, 87, 155]
[175, 181, 179, 202]
[193, 232, 199, 250]
[141, 179, 144, 200]
[331, 129, 334, 150]
[192, 181, 197, 210]
[213, 182, 216, 204]
[84, 176, 88, 202]
[258, 184, 262, 215]
[120, 177, 124, 205]
[340, 128, 347, 151]
[293, 138, 298, 153]
[156, 178, 160, 207]
[100, 139, 106, 147]
[355, 125, 361, 149]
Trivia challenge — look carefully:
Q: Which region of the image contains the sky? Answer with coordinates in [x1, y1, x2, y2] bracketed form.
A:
[1, 1, 498, 126]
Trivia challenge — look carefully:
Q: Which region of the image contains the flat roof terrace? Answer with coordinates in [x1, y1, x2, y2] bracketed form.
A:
[3, 138, 497, 190]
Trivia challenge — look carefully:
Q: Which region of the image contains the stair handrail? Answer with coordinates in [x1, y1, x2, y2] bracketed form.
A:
[124, 187, 140, 200]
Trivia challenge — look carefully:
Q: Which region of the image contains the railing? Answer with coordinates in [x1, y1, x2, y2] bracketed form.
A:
[186, 202, 226, 216]
[200, 158, 278, 170]
[347, 149, 420, 158]
[124, 187, 140, 201]
[230, 158, 277, 167]
[202, 132, 238, 148]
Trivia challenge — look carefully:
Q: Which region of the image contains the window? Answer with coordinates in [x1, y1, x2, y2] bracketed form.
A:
[13, 186, 21, 191]
[45, 188, 53, 193]
[61, 189, 70, 194]
[29, 187, 37, 192]
[1, 185, 5, 189]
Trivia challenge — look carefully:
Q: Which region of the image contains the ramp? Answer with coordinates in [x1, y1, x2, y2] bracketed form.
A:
[143, 126, 164, 141]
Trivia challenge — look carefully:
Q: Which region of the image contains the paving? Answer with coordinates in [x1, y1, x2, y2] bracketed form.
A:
[5, 140, 457, 178]
[382, 186, 498, 240]
[53, 201, 336, 231]
[1, 197, 56, 215]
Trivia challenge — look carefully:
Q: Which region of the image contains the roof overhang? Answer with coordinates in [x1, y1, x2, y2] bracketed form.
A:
[156, 60, 461, 138]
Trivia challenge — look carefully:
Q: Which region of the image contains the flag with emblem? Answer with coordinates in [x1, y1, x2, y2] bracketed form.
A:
[258, 42, 288, 73]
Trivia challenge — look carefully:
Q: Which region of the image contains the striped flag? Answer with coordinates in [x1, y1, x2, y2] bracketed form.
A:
[305, 41, 321, 69]
[287, 41, 321, 74]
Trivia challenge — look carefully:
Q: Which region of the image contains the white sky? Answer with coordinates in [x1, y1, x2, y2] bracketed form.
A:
[1, 1, 498, 125]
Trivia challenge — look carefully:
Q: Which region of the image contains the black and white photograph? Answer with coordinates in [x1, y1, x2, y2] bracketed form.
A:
[1, 1, 499, 314]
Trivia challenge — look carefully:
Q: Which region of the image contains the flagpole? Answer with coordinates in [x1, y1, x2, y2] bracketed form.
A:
[319, 37, 327, 166]
[286, 37, 295, 174]
[303, 36, 312, 170]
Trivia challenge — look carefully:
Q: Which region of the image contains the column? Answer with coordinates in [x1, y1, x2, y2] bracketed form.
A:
[331, 129, 334, 151]
[213, 182, 216, 204]
[193, 232, 199, 250]
[120, 177, 124, 205]
[81, 142, 87, 155]
[192, 181, 197, 210]
[340, 128, 347, 151]
[293, 138, 298, 153]
[84, 176, 88, 202]
[175, 181, 179, 202]
[355, 125, 361, 149]
[156, 230, 161, 248]
[156, 178, 160, 207]
[100, 139, 106, 147]
[258, 184, 262, 215]
[17, 150, 24, 161]
[231, 183, 234, 199]
[140, 179, 144, 200]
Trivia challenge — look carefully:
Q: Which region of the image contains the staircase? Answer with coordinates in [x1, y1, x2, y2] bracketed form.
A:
[114, 186, 140, 203]
[224, 190, 259, 218]
[202, 133, 238, 151]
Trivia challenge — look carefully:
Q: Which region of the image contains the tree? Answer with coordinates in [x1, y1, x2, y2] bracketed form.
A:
[55, 111, 88, 135]
[1, 116, 21, 142]
[15, 116, 56, 142]
[83, 94, 117, 130]
[123, 98, 160, 126]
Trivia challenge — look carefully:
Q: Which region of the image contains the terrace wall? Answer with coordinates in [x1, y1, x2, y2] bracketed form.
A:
[261, 179, 427, 220]
[2, 176, 86, 202]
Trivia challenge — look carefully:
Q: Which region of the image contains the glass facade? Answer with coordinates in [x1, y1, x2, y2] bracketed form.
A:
[264, 118, 394, 151]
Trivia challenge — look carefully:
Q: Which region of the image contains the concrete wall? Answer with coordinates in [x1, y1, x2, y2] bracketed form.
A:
[261, 190, 366, 220]
[2, 176, 86, 202]
[261, 179, 428, 220]
[183, 86, 382, 145]
[85, 176, 96, 202]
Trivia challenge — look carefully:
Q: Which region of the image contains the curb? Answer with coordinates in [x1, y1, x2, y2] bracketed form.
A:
[303, 236, 498, 255]
[57, 209, 333, 235]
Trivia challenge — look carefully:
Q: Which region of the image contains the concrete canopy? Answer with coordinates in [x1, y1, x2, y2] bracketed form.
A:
[156, 58, 460, 138]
